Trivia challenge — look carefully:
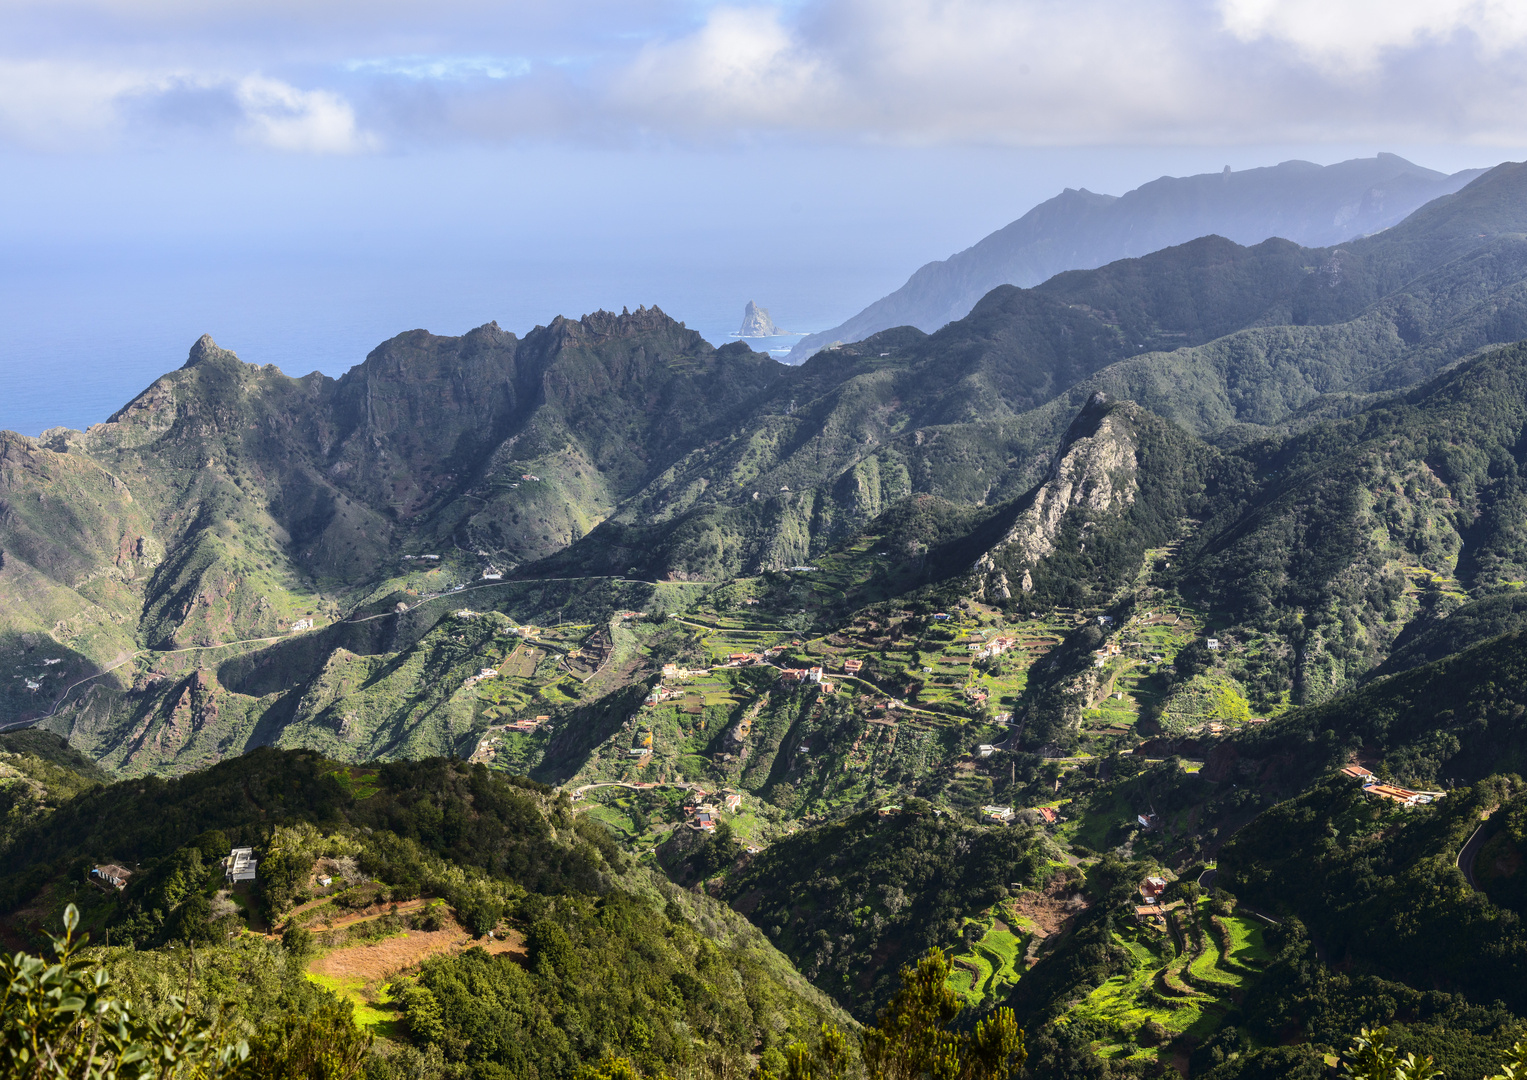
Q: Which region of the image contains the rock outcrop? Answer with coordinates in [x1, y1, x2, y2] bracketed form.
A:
[974, 392, 1138, 598]
[737, 301, 786, 337]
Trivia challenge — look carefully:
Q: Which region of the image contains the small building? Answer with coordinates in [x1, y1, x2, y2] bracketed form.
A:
[1140, 875, 1168, 902]
[1206, 638, 1221, 651]
[477, 668, 499, 680]
[994, 711, 1013, 724]
[977, 744, 997, 758]
[693, 811, 718, 832]
[820, 680, 836, 693]
[806, 667, 824, 683]
[878, 805, 902, 818]
[843, 658, 863, 673]
[1341, 765, 1375, 781]
[1137, 813, 1161, 831]
[1036, 806, 1059, 824]
[225, 847, 258, 884]
[933, 613, 951, 621]
[317, 875, 333, 888]
[1134, 905, 1167, 929]
[1098, 615, 1114, 627]
[482, 569, 503, 581]
[724, 793, 742, 813]
[92, 864, 132, 890]
[981, 805, 1015, 823]
[1363, 783, 1442, 807]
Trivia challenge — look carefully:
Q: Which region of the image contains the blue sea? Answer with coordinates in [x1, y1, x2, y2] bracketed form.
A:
[0, 246, 866, 437]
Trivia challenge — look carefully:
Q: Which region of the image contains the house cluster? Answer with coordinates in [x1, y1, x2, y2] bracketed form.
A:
[779, 666, 824, 684]
[723, 652, 763, 667]
[1134, 875, 1169, 928]
[1343, 765, 1444, 806]
[503, 714, 550, 733]
[1092, 640, 1123, 667]
[515, 625, 541, 639]
[225, 847, 258, 884]
[683, 789, 741, 831]
[969, 635, 1018, 660]
[91, 864, 132, 890]
[660, 663, 708, 679]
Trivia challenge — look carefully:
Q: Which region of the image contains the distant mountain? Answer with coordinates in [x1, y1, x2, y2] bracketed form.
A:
[787, 153, 1487, 361]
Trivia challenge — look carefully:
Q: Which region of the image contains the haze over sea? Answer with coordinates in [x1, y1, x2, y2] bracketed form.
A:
[4, 142, 1492, 440]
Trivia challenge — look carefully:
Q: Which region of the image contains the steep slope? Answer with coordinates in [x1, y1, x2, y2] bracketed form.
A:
[790, 153, 1484, 359]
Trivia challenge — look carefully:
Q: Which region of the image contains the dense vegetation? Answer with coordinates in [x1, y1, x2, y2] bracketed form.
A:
[719, 807, 1055, 1019]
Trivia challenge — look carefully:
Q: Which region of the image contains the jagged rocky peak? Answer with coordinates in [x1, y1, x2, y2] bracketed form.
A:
[182, 333, 241, 369]
[737, 301, 786, 337]
[974, 392, 1138, 598]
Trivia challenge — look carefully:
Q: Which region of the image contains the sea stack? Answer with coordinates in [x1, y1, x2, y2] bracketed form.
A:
[737, 301, 785, 337]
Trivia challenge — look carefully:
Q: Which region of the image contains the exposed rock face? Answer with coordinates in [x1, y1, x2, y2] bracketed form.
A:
[738, 301, 786, 337]
[974, 392, 1138, 594]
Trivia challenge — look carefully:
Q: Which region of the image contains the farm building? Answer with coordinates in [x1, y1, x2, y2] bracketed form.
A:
[92, 865, 132, 890]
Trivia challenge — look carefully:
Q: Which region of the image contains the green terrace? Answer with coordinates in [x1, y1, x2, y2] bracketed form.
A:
[1068, 898, 1271, 1068]
[946, 901, 1028, 1010]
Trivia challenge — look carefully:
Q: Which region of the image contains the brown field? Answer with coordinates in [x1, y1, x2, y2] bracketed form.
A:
[310, 916, 525, 985]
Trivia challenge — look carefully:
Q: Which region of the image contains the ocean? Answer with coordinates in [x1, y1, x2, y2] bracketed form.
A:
[0, 245, 885, 437]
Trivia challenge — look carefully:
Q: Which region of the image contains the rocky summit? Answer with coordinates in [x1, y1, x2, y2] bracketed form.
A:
[14, 163, 1527, 1080]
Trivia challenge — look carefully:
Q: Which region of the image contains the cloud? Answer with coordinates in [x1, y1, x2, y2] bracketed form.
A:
[5, 0, 1527, 151]
[235, 76, 375, 152]
[1218, 0, 1527, 69]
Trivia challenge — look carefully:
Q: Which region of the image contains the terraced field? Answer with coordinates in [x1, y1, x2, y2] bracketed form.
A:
[1067, 902, 1270, 1067]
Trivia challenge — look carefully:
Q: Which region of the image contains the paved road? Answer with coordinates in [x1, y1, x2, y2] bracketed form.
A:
[1458, 810, 1499, 890]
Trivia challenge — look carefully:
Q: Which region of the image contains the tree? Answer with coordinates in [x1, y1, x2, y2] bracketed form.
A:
[0, 904, 248, 1079]
[1337, 1027, 1440, 1080]
[860, 949, 1025, 1080]
[245, 994, 371, 1080]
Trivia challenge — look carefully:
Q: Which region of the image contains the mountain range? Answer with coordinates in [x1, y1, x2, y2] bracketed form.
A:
[788, 153, 1486, 361]
[11, 157, 1527, 1079]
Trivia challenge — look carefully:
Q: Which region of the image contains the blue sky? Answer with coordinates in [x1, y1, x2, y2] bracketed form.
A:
[3, 1, 1527, 433]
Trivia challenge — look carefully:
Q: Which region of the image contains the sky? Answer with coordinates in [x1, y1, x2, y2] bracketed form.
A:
[3, 0, 1527, 434]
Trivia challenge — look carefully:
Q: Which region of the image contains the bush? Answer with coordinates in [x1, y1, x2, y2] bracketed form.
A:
[1, 904, 248, 1079]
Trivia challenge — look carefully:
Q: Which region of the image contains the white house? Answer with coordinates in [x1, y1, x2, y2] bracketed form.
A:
[225, 847, 258, 883]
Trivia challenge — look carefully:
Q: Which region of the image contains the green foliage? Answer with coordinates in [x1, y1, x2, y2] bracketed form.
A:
[1339, 1027, 1440, 1080]
[408, 889, 841, 1078]
[861, 949, 1025, 1080]
[0, 904, 248, 1079]
[245, 992, 371, 1080]
[721, 809, 1052, 1018]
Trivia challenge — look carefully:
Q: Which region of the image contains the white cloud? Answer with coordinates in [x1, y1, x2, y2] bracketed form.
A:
[616, 7, 830, 129]
[0, 60, 156, 148]
[235, 75, 375, 152]
[5, 0, 1527, 150]
[1218, 0, 1527, 68]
